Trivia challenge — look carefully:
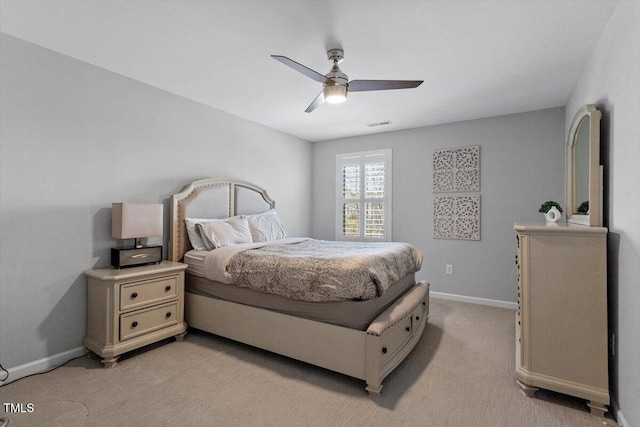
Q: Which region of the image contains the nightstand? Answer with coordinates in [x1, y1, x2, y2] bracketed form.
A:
[83, 261, 188, 367]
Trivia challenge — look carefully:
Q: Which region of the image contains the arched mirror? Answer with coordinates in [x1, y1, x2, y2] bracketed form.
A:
[566, 104, 602, 226]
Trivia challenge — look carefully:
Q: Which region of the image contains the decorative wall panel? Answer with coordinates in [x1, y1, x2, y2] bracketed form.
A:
[433, 195, 480, 240]
[432, 145, 480, 193]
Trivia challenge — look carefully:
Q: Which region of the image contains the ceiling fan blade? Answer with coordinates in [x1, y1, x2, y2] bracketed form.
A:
[271, 55, 327, 83]
[348, 80, 423, 92]
[305, 91, 325, 113]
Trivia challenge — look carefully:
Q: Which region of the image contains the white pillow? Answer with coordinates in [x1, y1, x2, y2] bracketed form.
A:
[184, 218, 220, 251]
[245, 209, 288, 242]
[197, 216, 253, 249]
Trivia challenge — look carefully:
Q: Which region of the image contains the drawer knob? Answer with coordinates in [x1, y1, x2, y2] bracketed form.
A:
[165, 286, 171, 292]
[416, 316, 420, 321]
[165, 312, 172, 318]
[406, 326, 411, 332]
[382, 347, 388, 354]
[131, 321, 138, 328]
[131, 292, 138, 299]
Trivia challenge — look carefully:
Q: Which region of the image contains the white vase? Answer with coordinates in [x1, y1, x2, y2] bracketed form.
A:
[545, 206, 562, 223]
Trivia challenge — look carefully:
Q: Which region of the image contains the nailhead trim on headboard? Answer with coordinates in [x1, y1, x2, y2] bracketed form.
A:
[170, 179, 275, 262]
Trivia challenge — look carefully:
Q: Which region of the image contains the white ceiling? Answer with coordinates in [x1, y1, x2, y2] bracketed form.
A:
[0, 0, 617, 142]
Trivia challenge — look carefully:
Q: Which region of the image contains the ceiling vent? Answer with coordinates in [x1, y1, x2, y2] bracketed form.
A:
[365, 121, 392, 128]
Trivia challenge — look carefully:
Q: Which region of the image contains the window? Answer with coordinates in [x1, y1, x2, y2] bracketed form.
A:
[336, 149, 392, 241]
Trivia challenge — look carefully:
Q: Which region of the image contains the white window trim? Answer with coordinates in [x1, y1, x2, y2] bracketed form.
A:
[335, 149, 392, 241]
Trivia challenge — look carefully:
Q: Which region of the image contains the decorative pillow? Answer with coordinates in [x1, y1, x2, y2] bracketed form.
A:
[184, 218, 221, 251]
[197, 216, 253, 249]
[245, 209, 288, 242]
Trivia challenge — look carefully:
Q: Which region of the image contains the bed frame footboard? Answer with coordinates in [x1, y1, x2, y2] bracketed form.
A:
[364, 281, 429, 395]
[185, 281, 429, 395]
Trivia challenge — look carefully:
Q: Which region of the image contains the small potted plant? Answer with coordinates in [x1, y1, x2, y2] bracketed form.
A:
[539, 201, 563, 223]
[577, 201, 589, 214]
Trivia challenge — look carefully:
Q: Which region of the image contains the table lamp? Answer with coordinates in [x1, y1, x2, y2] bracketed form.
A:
[111, 203, 163, 268]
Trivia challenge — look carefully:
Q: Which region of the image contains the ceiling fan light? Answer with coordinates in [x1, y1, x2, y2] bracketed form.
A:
[324, 85, 347, 104]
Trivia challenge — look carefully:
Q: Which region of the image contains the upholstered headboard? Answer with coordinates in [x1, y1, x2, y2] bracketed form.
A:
[170, 178, 275, 261]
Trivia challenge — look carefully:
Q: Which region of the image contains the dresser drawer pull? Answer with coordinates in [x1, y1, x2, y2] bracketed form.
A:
[165, 285, 171, 292]
[131, 321, 138, 328]
[165, 312, 172, 318]
[382, 347, 388, 354]
[416, 316, 420, 321]
[406, 326, 411, 332]
[131, 292, 138, 299]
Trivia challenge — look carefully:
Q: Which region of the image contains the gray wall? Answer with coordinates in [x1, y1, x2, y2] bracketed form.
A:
[565, 2, 640, 425]
[0, 34, 312, 369]
[312, 108, 566, 303]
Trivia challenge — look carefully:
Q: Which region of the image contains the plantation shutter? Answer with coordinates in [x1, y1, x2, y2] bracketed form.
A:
[336, 149, 392, 241]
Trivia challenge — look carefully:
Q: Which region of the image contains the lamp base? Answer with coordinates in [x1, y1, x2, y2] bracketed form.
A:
[111, 246, 162, 269]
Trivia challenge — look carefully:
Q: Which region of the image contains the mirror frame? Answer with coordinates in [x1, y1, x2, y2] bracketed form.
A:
[566, 104, 602, 227]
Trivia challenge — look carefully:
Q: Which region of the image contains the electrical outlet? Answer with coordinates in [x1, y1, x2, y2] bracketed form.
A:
[446, 264, 453, 275]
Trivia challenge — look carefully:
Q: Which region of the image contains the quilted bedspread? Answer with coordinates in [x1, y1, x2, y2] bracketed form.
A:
[221, 239, 423, 302]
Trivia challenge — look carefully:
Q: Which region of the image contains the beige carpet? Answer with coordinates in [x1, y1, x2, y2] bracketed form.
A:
[0, 298, 614, 426]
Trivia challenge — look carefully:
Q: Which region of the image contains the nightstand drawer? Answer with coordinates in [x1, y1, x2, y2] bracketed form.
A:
[120, 274, 179, 311]
[120, 301, 178, 341]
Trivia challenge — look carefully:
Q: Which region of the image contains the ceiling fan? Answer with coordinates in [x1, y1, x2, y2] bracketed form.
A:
[271, 49, 423, 113]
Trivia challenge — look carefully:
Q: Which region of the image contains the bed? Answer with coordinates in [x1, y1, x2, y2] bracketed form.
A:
[169, 178, 430, 395]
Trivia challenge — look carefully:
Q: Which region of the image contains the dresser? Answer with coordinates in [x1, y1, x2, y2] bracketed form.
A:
[83, 261, 188, 367]
[514, 223, 609, 416]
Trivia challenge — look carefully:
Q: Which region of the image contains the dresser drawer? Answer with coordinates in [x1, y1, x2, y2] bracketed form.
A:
[120, 301, 178, 341]
[120, 274, 179, 311]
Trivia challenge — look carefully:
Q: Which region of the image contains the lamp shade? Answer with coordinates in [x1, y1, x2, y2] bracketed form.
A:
[112, 203, 163, 239]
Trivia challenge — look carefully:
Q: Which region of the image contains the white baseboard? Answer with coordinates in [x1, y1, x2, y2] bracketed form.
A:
[0, 346, 86, 386]
[615, 406, 629, 427]
[431, 291, 518, 310]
